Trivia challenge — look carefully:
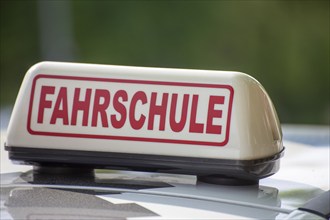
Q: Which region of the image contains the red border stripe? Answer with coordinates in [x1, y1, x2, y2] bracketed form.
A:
[27, 74, 234, 147]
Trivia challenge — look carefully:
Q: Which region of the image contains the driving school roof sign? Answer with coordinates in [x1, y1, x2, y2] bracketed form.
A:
[6, 62, 283, 180]
[28, 75, 234, 146]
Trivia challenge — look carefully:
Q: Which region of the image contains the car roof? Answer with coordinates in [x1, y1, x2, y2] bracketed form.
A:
[0, 168, 323, 219]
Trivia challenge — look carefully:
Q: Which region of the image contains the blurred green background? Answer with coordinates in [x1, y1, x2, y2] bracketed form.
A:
[1, 0, 329, 124]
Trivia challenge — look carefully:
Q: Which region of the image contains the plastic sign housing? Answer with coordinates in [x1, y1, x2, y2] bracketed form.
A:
[5, 62, 284, 181]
